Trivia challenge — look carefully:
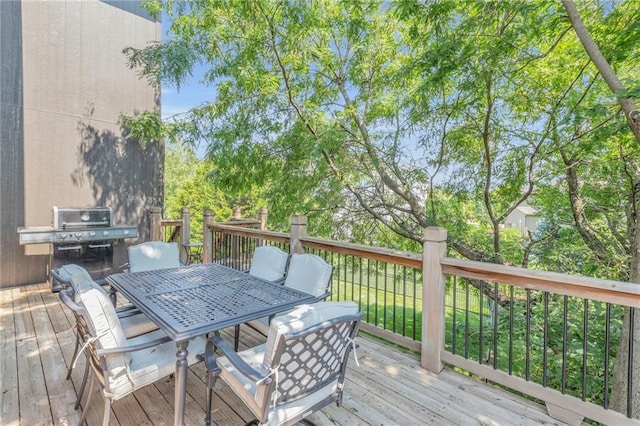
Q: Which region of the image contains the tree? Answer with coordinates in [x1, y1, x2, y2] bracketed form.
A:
[560, 0, 640, 417]
[124, 0, 640, 415]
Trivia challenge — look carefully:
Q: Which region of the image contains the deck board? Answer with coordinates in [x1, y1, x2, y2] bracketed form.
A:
[0, 283, 571, 426]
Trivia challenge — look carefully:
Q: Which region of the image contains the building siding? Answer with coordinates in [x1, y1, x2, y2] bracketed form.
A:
[1, 0, 162, 287]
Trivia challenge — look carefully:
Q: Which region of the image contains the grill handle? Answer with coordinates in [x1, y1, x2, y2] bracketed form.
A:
[88, 244, 111, 249]
[62, 221, 110, 228]
[57, 245, 82, 251]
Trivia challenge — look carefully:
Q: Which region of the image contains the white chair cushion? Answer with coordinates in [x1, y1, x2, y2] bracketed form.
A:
[66, 267, 158, 338]
[263, 301, 359, 368]
[76, 286, 131, 379]
[249, 246, 289, 282]
[128, 242, 180, 273]
[57, 264, 93, 283]
[284, 254, 332, 297]
[219, 302, 358, 422]
[267, 381, 338, 425]
[119, 313, 160, 339]
[107, 334, 206, 400]
[217, 344, 269, 415]
[58, 264, 105, 298]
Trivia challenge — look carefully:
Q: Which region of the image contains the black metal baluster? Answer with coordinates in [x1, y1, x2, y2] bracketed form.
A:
[508, 286, 514, 375]
[543, 292, 549, 387]
[413, 269, 418, 340]
[582, 299, 588, 401]
[526, 289, 531, 381]
[562, 295, 568, 394]
[464, 279, 470, 359]
[604, 303, 611, 409]
[492, 283, 498, 369]
[452, 276, 458, 355]
[383, 263, 388, 330]
[479, 281, 484, 364]
[627, 307, 635, 418]
[402, 266, 407, 337]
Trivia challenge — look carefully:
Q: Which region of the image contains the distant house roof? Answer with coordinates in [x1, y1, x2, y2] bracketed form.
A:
[516, 205, 538, 216]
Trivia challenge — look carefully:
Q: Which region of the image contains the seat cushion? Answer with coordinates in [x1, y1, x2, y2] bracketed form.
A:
[107, 334, 206, 400]
[128, 241, 180, 273]
[267, 381, 339, 425]
[76, 286, 131, 379]
[283, 254, 332, 297]
[217, 343, 269, 417]
[249, 246, 289, 282]
[120, 313, 159, 338]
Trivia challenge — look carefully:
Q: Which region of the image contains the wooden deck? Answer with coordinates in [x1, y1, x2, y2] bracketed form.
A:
[1, 283, 570, 426]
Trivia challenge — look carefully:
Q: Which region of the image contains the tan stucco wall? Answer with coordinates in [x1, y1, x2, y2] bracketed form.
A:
[2, 0, 163, 285]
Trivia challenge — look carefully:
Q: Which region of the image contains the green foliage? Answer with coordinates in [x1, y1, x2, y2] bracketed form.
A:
[164, 143, 235, 241]
[119, 111, 164, 147]
[129, 0, 640, 280]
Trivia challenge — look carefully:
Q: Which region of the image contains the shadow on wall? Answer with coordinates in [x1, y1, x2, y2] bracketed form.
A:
[72, 119, 163, 241]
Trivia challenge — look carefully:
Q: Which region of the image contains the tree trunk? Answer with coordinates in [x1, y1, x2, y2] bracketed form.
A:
[561, 0, 640, 417]
[561, 0, 640, 143]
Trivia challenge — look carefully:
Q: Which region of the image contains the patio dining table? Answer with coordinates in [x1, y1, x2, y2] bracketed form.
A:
[106, 262, 316, 426]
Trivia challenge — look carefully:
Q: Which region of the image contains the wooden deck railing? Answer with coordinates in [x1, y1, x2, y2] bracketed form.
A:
[150, 208, 640, 425]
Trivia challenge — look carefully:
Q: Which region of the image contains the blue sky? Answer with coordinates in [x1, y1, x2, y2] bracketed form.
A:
[160, 11, 209, 121]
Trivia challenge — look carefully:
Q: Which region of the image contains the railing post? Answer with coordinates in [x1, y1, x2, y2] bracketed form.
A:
[422, 226, 447, 373]
[258, 208, 268, 230]
[230, 207, 241, 268]
[149, 206, 162, 241]
[180, 208, 191, 264]
[290, 215, 307, 254]
[202, 209, 214, 263]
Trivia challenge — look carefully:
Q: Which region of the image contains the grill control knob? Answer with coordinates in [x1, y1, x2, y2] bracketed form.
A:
[123, 230, 129, 235]
[75, 232, 82, 238]
[103, 230, 110, 236]
[59, 233, 67, 239]
[89, 231, 96, 237]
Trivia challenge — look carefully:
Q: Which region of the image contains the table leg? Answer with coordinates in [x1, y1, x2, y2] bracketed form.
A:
[174, 340, 190, 426]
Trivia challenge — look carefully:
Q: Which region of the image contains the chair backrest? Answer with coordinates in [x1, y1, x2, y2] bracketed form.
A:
[74, 285, 131, 378]
[248, 246, 289, 282]
[52, 264, 107, 299]
[283, 253, 333, 297]
[257, 301, 363, 422]
[128, 241, 180, 273]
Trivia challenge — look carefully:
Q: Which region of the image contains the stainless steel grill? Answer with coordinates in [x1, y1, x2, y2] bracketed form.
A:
[17, 206, 139, 291]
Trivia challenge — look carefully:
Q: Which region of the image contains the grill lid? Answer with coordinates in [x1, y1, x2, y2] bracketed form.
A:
[53, 206, 113, 229]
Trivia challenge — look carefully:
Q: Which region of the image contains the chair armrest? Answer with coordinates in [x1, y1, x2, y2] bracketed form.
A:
[205, 333, 271, 385]
[96, 335, 172, 356]
[115, 305, 142, 317]
[314, 291, 332, 302]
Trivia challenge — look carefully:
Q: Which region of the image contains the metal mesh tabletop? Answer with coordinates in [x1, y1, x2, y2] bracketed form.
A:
[107, 263, 315, 340]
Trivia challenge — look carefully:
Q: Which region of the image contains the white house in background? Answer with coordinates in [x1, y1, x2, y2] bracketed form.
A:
[503, 201, 540, 237]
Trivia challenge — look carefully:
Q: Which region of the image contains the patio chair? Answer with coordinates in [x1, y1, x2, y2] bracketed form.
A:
[52, 265, 158, 373]
[127, 241, 181, 272]
[64, 284, 204, 426]
[54, 265, 159, 410]
[205, 301, 364, 426]
[235, 253, 333, 350]
[248, 245, 289, 283]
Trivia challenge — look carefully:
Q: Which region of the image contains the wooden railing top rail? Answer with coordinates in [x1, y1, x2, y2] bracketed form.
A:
[206, 224, 640, 307]
[208, 224, 290, 245]
[300, 236, 422, 269]
[220, 219, 261, 227]
[442, 257, 640, 308]
[161, 219, 183, 226]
